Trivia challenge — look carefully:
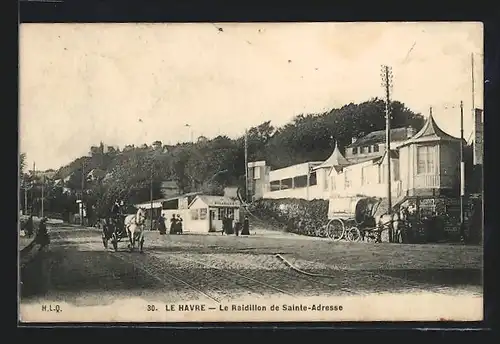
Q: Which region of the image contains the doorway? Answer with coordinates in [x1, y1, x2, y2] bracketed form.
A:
[209, 209, 216, 232]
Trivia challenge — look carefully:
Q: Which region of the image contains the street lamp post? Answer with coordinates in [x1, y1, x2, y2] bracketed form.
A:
[41, 174, 44, 218]
[81, 160, 85, 226]
[460, 101, 466, 243]
[185, 124, 193, 143]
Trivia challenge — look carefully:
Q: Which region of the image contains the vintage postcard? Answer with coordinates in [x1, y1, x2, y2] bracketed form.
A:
[19, 22, 483, 323]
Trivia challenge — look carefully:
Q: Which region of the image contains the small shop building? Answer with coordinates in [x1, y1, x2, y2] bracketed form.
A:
[134, 192, 200, 231]
[188, 195, 242, 233]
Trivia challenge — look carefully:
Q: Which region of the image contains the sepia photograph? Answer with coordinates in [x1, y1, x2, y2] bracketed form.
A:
[19, 22, 483, 323]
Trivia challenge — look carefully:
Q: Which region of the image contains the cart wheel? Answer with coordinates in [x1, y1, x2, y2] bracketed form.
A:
[346, 227, 362, 242]
[327, 219, 345, 241]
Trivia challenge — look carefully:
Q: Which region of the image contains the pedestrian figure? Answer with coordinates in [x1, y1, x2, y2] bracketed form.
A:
[169, 214, 177, 234]
[36, 217, 50, 246]
[25, 215, 34, 238]
[241, 215, 250, 235]
[221, 216, 226, 235]
[158, 214, 166, 235]
[234, 221, 241, 236]
[110, 199, 121, 227]
[226, 214, 234, 235]
[176, 214, 183, 234]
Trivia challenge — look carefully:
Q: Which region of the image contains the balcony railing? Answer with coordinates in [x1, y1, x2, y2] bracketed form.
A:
[414, 174, 440, 188]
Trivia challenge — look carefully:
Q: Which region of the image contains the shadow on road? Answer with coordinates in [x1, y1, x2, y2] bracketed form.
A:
[147, 245, 482, 288]
[20, 248, 159, 300]
[373, 268, 482, 287]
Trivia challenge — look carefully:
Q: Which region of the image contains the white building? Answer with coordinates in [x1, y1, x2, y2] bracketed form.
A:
[248, 114, 464, 207]
[134, 192, 241, 233]
[188, 195, 241, 233]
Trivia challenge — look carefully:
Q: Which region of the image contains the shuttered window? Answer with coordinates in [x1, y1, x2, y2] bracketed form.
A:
[417, 146, 436, 174]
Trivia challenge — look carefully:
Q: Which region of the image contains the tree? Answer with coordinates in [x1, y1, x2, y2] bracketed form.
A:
[171, 147, 192, 193]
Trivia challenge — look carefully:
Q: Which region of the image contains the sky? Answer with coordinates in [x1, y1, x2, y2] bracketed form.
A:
[19, 22, 483, 171]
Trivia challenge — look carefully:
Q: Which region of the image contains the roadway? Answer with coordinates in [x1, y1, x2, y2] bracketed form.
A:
[19, 224, 483, 322]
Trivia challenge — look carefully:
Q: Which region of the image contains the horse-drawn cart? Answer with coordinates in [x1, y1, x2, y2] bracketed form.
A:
[102, 215, 128, 251]
[326, 196, 386, 242]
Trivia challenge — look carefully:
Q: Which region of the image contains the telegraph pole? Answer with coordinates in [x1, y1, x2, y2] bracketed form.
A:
[81, 160, 85, 225]
[24, 184, 28, 215]
[185, 124, 192, 143]
[460, 101, 466, 242]
[244, 129, 249, 202]
[32, 162, 36, 216]
[471, 53, 475, 114]
[41, 174, 44, 218]
[381, 65, 393, 241]
[150, 162, 154, 231]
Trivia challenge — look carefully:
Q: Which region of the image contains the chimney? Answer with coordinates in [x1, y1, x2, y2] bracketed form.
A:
[406, 126, 416, 138]
[351, 137, 357, 144]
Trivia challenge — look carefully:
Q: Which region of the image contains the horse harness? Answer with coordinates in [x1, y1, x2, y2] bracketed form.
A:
[127, 212, 146, 230]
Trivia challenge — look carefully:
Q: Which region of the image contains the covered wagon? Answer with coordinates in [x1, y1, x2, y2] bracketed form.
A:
[326, 196, 386, 242]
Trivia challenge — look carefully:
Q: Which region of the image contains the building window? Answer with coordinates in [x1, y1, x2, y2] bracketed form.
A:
[361, 167, 368, 185]
[200, 208, 207, 220]
[367, 146, 372, 153]
[309, 172, 317, 186]
[331, 176, 336, 190]
[191, 209, 199, 220]
[352, 147, 358, 155]
[417, 145, 436, 174]
[254, 166, 261, 180]
[379, 163, 398, 182]
[394, 162, 399, 181]
[344, 170, 351, 188]
[281, 178, 293, 190]
[218, 208, 225, 220]
[228, 208, 234, 219]
[293, 175, 307, 188]
[270, 180, 280, 191]
[217, 208, 234, 219]
[324, 172, 329, 190]
[379, 165, 386, 184]
[374, 145, 379, 152]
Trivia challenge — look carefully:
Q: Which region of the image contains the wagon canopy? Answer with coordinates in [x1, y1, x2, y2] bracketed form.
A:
[327, 196, 374, 218]
[354, 197, 381, 225]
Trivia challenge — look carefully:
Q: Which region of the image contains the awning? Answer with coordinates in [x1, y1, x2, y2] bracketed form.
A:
[135, 201, 163, 209]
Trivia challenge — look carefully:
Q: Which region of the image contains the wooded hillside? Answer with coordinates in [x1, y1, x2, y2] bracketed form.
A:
[21, 98, 425, 217]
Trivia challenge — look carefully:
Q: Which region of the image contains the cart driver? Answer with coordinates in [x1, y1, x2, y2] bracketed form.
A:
[110, 199, 121, 226]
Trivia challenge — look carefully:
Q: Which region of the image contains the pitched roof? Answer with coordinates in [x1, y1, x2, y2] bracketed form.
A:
[347, 127, 409, 148]
[87, 168, 107, 179]
[399, 114, 461, 147]
[134, 192, 202, 208]
[161, 180, 178, 188]
[313, 143, 350, 170]
[376, 149, 399, 165]
[191, 195, 241, 208]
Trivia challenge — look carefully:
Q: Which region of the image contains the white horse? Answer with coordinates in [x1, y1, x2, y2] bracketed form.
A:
[124, 207, 147, 253]
[375, 210, 404, 243]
